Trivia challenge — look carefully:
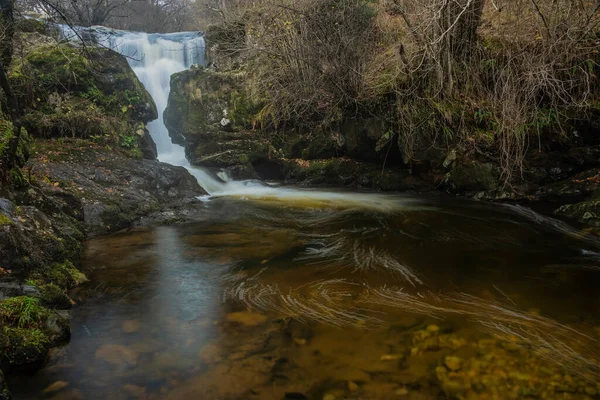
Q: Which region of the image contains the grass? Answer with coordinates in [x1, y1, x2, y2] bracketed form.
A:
[0, 296, 43, 328]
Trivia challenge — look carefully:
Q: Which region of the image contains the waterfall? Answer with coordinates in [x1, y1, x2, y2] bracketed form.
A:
[59, 25, 235, 193]
[57, 25, 420, 211]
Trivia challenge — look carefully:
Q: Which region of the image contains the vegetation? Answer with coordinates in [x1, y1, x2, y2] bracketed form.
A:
[17, 0, 193, 32]
[0, 296, 42, 328]
[27, 260, 86, 290]
[198, 0, 600, 183]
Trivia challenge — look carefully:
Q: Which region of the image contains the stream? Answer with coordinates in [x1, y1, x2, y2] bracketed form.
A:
[7, 27, 600, 400]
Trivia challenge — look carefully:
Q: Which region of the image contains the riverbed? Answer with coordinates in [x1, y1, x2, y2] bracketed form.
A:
[8, 191, 600, 399]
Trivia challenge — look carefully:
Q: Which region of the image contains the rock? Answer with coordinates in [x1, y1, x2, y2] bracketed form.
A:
[95, 344, 138, 366]
[585, 387, 598, 396]
[45, 312, 71, 344]
[0, 199, 14, 215]
[293, 338, 307, 346]
[122, 320, 141, 333]
[43, 381, 69, 395]
[27, 140, 205, 236]
[226, 311, 268, 327]
[0, 191, 84, 280]
[47, 389, 83, 400]
[444, 356, 462, 372]
[137, 128, 158, 160]
[347, 381, 359, 392]
[0, 280, 41, 301]
[122, 384, 146, 397]
[426, 324, 440, 333]
[164, 67, 267, 176]
[284, 393, 308, 400]
[380, 354, 404, 361]
[443, 150, 457, 168]
[395, 387, 409, 396]
[443, 161, 499, 194]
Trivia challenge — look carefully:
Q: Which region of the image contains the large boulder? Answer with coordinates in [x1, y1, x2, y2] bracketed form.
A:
[164, 66, 267, 177]
[27, 139, 205, 236]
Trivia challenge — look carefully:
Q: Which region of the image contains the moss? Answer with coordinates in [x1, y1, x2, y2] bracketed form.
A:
[15, 18, 49, 34]
[28, 260, 85, 290]
[39, 283, 72, 310]
[1, 326, 50, 367]
[444, 162, 499, 193]
[99, 205, 135, 231]
[0, 119, 31, 169]
[0, 214, 12, 227]
[9, 42, 157, 141]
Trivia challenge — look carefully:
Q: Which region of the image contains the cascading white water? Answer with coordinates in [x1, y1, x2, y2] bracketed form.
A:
[58, 25, 426, 211]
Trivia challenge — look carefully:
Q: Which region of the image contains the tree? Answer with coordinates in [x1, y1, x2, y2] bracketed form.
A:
[0, 0, 26, 182]
[35, 0, 129, 27]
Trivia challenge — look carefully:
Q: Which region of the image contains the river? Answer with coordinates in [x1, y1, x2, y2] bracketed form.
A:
[7, 27, 600, 400]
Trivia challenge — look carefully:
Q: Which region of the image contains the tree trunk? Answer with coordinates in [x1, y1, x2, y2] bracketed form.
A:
[0, 0, 24, 177]
[0, 0, 14, 66]
[433, 0, 485, 96]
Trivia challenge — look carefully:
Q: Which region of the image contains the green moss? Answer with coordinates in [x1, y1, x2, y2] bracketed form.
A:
[0, 297, 43, 328]
[0, 214, 12, 227]
[16, 18, 49, 34]
[99, 205, 135, 230]
[0, 119, 30, 169]
[9, 43, 157, 141]
[28, 260, 85, 290]
[1, 326, 50, 366]
[39, 284, 72, 310]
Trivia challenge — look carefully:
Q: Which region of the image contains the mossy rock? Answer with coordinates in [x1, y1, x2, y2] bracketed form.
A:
[99, 204, 136, 231]
[28, 260, 85, 291]
[444, 161, 499, 193]
[0, 214, 12, 227]
[555, 200, 600, 226]
[15, 18, 49, 34]
[9, 42, 157, 140]
[38, 284, 72, 310]
[0, 297, 43, 328]
[0, 296, 70, 370]
[0, 327, 50, 368]
[0, 119, 31, 169]
[165, 66, 261, 144]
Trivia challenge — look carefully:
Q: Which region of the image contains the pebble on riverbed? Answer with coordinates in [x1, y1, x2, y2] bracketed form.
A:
[226, 311, 268, 327]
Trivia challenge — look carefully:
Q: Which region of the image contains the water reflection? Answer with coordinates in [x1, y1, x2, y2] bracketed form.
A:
[8, 194, 600, 399]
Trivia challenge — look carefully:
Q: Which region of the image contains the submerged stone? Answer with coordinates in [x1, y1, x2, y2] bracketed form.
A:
[95, 344, 138, 366]
[42, 381, 69, 395]
[444, 356, 462, 372]
[226, 311, 268, 327]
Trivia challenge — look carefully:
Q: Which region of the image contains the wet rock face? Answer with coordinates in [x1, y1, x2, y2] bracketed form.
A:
[0, 194, 84, 278]
[27, 139, 205, 236]
[164, 66, 268, 175]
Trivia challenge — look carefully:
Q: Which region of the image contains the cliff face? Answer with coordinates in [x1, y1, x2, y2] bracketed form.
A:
[9, 31, 158, 160]
[164, 66, 269, 179]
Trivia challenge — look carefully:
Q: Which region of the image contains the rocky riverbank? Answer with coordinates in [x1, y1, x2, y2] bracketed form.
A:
[0, 21, 206, 397]
[164, 48, 600, 226]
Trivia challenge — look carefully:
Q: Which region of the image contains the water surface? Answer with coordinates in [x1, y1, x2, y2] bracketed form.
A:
[8, 192, 600, 399]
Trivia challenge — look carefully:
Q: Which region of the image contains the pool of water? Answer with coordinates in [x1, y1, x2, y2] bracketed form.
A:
[8, 192, 600, 399]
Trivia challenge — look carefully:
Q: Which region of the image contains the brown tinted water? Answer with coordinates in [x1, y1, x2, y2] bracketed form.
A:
[8, 193, 600, 399]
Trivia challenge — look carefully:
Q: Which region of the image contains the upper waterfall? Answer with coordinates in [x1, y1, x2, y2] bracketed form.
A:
[60, 25, 205, 160]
